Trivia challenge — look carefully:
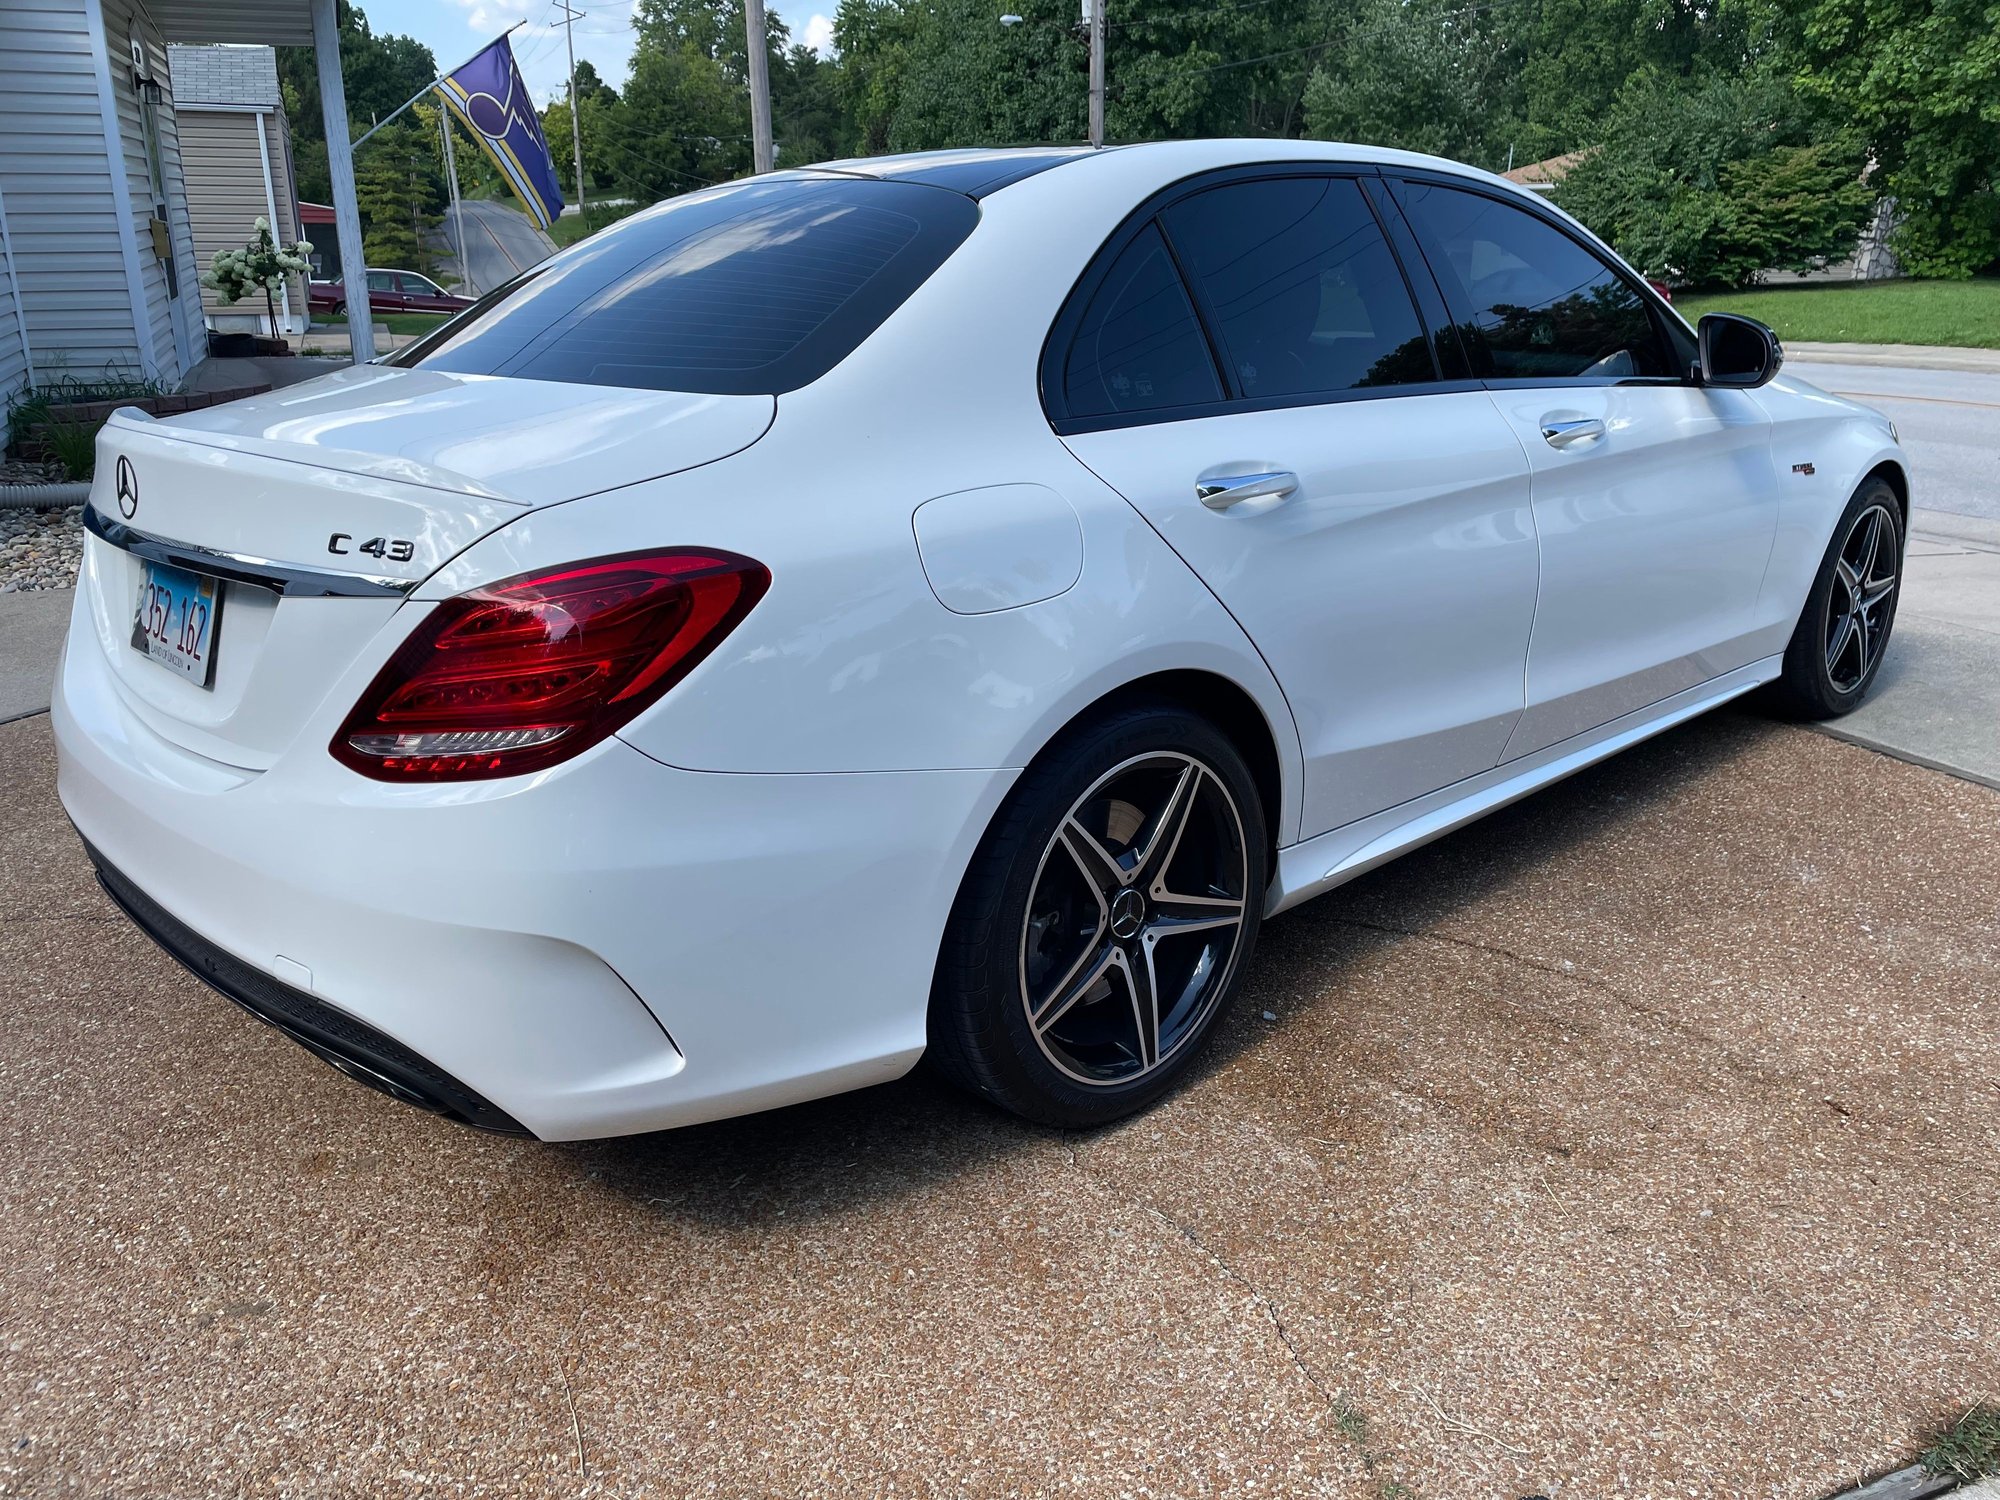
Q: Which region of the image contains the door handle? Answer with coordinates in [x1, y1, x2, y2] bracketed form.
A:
[1196, 469, 1299, 511]
[1540, 416, 1606, 450]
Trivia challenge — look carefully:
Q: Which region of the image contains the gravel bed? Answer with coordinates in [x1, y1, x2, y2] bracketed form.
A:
[0, 504, 84, 593]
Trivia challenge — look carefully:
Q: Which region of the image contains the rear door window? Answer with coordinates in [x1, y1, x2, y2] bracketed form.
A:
[389, 176, 979, 395]
[1058, 222, 1224, 419]
[1161, 175, 1437, 399]
[1394, 181, 1674, 380]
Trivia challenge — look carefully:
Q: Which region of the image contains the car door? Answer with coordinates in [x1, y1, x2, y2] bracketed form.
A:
[1388, 176, 1779, 757]
[365, 270, 399, 313]
[398, 273, 447, 312]
[1052, 170, 1539, 839]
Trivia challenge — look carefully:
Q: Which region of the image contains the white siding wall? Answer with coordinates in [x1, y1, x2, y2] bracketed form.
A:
[0, 0, 138, 394]
[0, 197, 26, 400]
[108, 0, 204, 383]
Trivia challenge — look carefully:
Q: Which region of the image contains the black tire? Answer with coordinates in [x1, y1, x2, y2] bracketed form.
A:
[331, 302, 346, 318]
[929, 701, 1268, 1128]
[1772, 477, 1905, 719]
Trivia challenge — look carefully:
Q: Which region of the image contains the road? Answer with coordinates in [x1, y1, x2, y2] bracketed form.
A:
[1787, 357, 2000, 522]
[438, 197, 557, 297]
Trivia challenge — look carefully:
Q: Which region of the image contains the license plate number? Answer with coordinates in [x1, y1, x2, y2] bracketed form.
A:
[130, 561, 222, 687]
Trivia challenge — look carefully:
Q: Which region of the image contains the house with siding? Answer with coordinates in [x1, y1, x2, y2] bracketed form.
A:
[168, 44, 306, 337]
[0, 0, 376, 412]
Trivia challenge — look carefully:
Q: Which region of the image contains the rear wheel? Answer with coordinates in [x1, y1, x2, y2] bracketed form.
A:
[929, 703, 1267, 1128]
[1773, 478, 1904, 718]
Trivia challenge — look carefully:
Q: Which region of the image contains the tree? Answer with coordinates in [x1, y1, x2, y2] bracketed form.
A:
[352, 120, 442, 270]
[1555, 69, 1873, 287]
[277, 1, 439, 204]
[1788, 0, 2000, 276]
[1302, 0, 1515, 166]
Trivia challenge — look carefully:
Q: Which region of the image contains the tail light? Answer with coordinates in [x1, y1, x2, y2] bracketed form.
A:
[332, 549, 769, 781]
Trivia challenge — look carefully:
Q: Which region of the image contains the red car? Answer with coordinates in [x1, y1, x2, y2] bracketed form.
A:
[308, 268, 475, 318]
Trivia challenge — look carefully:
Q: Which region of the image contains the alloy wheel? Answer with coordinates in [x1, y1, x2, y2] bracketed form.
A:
[1018, 753, 1251, 1087]
[1824, 503, 1899, 693]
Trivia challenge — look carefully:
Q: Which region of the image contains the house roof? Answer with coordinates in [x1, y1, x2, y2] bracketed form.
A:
[167, 45, 282, 109]
[148, 0, 314, 47]
[1503, 150, 1590, 187]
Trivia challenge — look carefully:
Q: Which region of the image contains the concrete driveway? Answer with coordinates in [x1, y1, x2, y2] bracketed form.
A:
[3, 704, 1995, 1499]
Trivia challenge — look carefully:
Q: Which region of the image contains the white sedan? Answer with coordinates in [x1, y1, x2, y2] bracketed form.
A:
[57, 141, 1907, 1140]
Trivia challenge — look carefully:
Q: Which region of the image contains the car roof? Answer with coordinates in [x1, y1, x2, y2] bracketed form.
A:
[801, 147, 1112, 198]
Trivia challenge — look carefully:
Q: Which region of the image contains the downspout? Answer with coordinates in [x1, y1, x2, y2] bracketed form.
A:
[253, 110, 293, 334]
[0, 179, 31, 390]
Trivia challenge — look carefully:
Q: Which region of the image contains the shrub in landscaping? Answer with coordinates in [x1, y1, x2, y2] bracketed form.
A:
[1556, 69, 1875, 289]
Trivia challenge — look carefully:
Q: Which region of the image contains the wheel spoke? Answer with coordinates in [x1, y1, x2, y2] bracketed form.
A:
[1132, 764, 1201, 891]
[1861, 575, 1897, 609]
[1147, 892, 1245, 940]
[1825, 612, 1856, 675]
[1857, 510, 1884, 582]
[1834, 557, 1861, 598]
[1112, 946, 1160, 1071]
[1032, 940, 1118, 1034]
[1060, 818, 1129, 896]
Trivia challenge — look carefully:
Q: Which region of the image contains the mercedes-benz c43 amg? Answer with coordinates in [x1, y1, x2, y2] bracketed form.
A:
[57, 142, 1908, 1139]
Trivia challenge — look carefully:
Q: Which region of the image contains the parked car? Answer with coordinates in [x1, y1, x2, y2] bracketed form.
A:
[62, 143, 1905, 1142]
[307, 268, 475, 317]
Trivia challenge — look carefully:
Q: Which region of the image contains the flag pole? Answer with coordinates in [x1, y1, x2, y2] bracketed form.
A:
[441, 107, 471, 295]
[350, 20, 527, 155]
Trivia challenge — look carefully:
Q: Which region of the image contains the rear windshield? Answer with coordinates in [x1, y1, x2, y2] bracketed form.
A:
[387, 175, 979, 395]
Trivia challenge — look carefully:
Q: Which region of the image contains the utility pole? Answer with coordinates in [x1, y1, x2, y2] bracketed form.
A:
[559, 2, 588, 216]
[1087, 0, 1105, 150]
[745, 0, 774, 173]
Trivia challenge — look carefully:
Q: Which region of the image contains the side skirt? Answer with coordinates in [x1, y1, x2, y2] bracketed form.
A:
[1267, 656, 1783, 917]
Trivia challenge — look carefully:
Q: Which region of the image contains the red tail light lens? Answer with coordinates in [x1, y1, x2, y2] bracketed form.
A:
[332, 549, 769, 781]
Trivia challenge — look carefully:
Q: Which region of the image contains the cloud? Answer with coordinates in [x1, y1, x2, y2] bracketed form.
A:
[800, 13, 835, 55]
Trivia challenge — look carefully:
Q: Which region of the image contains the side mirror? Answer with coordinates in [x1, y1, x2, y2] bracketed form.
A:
[1698, 312, 1783, 389]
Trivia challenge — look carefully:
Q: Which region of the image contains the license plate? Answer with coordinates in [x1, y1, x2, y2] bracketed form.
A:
[130, 561, 222, 688]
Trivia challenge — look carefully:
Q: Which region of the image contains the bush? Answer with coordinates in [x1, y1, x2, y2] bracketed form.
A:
[1556, 70, 1874, 289]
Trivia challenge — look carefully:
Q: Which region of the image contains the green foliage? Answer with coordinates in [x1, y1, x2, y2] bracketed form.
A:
[41, 416, 103, 483]
[1302, 0, 1514, 163]
[1674, 278, 2000, 349]
[1922, 1405, 2000, 1480]
[1790, 0, 2000, 277]
[278, 0, 439, 205]
[1555, 70, 1872, 288]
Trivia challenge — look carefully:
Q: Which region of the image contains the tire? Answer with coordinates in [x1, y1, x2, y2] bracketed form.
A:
[331, 302, 345, 318]
[1772, 477, 1905, 719]
[929, 702, 1269, 1128]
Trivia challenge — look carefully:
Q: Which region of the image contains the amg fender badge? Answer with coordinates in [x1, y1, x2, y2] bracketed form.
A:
[1791, 462, 1816, 476]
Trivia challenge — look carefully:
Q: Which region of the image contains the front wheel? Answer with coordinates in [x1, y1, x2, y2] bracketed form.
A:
[1773, 478, 1904, 718]
[929, 703, 1268, 1128]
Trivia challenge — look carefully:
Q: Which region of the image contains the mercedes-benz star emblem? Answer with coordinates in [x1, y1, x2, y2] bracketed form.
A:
[114, 455, 139, 519]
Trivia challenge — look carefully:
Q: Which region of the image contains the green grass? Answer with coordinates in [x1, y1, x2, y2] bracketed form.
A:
[313, 312, 453, 335]
[1675, 278, 2000, 349]
[550, 202, 643, 249]
[1923, 1404, 2000, 1481]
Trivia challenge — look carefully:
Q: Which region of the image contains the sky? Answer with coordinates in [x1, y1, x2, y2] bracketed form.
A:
[362, 0, 837, 108]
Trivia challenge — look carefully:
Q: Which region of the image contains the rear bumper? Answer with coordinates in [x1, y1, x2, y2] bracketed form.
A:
[55, 595, 1013, 1140]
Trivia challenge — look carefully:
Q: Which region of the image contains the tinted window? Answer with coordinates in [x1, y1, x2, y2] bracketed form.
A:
[1060, 222, 1223, 418]
[366, 271, 395, 292]
[388, 176, 978, 394]
[1163, 176, 1434, 399]
[1397, 182, 1672, 380]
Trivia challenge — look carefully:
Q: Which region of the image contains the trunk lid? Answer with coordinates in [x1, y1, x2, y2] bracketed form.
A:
[80, 366, 773, 771]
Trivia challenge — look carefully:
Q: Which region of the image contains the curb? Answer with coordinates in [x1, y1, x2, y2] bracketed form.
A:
[1787, 342, 2000, 373]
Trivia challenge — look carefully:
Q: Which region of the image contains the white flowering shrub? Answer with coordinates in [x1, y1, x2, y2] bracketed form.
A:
[201, 217, 313, 340]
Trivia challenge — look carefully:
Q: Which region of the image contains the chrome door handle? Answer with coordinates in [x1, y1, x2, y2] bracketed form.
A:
[1196, 470, 1299, 510]
[1540, 417, 1606, 449]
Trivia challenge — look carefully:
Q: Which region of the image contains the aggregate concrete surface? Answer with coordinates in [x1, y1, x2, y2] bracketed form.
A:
[2, 708, 1996, 1500]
